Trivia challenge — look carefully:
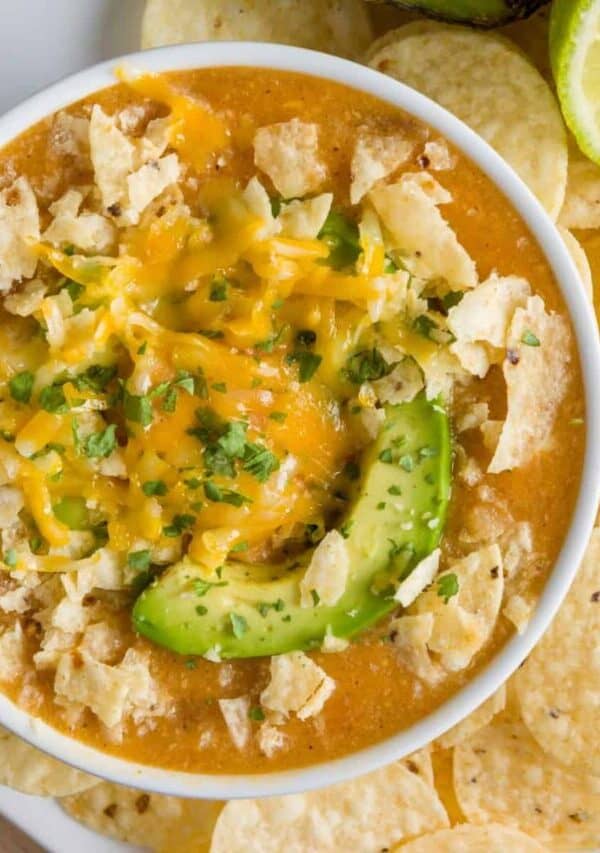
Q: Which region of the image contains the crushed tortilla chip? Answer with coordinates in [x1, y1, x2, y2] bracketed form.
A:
[0, 177, 40, 292]
[394, 548, 440, 607]
[0, 621, 26, 682]
[260, 651, 335, 720]
[42, 188, 115, 253]
[350, 132, 414, 204]
[254, 119, 326, 198]
[126, 154, 180, 226]
[299, 529, 349, 608]
[218, 695, 251, 750]
[278, 193, 332, 239]
[399, 824, 549, 852]
[89, 105, 135, 216]
[370, 172, 477, 290]
[422, 138, 455, 171]
[257, 721, 287, 758]
[489, 295, 570, 473]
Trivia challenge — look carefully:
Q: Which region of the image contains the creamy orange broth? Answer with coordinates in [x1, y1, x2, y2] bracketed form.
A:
[0, 69, 584, 773]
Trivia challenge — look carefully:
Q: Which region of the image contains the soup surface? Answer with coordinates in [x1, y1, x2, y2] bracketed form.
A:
[0, 68, 584, 774]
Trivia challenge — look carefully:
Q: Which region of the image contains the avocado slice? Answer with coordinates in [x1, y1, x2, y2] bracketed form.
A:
[132, 395, 451, 658]
[376, 0, 548, 27]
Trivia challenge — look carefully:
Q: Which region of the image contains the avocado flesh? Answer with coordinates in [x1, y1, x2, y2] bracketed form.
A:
[378, 0, 548, 26]
[132, 395, 451, 658]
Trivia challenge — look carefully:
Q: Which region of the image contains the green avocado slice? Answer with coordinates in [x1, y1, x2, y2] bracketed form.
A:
[378, 0, 548, 27]
[132, 395, 451, 658]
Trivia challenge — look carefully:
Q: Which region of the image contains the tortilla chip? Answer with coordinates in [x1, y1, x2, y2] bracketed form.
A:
[411, 545, 504, 672]
[369, 25, 567, 219]
[278, 193, 333, 240]
[559, 139, 600, 230]
[399, 824, 550, 852]
[390, 612, 442, 684]
[514, 528, 600, 776]
[89, 105, 135, 216]
[210, 762, 448, 852]
[454, 714, 600, 849]
[260, 651, 335, 720]
[257, 721, 287, 758]
[503, 592, 533, 634]
[42, 188, 115, 253]
[370, 172, 477, 290]
[299, 529, 349, 608]
[447, 273, 531, 359]
[350, 132, 414, 204]
[489, 296, 571, 473]
[254, 118, 326, 199]
[218, 696, 251, 751]
[141, 0, 373, 60]
[371, 355, 424, 404]
[61, 781, 223, 851]
[394, 548, 440, 608]
[422, 138, 456, 172]
[0, 725, 97, 796]
[559, 226, 593, 301]
[0, 621, 26, 681]
[0, 176, 40, 292]
[126, 154, 180, 225]
[402, 745, 434, 788]
[436, 685, 506, 749]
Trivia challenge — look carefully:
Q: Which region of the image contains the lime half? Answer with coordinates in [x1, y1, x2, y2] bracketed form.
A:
[551, 0, 600, 164]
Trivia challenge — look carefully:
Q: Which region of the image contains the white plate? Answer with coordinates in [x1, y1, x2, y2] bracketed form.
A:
[0, 2, 144, 848]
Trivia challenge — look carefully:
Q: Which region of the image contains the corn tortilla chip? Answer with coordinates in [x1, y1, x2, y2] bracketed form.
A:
[559, 139, 600, 230]
[558, 226, 593, 301]
[453, 714, 600, 849]
[398, 823, 550, 852]
[368, 25, 567, 220]
[141, 0, 373, 60]
[489, 296, 571, 473]
[514, 528, 600, 776]
[210, 762, 448, 852]
[437, 684, 506, 749]
[254, 119, 326, 199]
[61, 781, 223, 851]
[0, 725, 97, 796]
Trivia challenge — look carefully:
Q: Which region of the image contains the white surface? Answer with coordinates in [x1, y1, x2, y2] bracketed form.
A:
[0, 3, 144, 849]
[0, 1, 599, 850]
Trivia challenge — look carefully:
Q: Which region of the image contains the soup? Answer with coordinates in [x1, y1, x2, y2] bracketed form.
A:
[0, 67, 584, 774]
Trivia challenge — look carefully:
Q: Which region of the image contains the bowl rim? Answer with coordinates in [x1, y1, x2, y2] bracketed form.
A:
[0, 40, 599, 801]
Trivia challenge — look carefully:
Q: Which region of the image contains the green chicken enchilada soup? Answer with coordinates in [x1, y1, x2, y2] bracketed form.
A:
[0, 67, 584, 773]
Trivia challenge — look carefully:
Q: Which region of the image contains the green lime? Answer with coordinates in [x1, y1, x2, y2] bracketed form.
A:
[550, 0, 600, 164]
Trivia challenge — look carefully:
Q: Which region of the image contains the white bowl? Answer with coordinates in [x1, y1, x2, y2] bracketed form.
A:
[1, 41, 599, 801]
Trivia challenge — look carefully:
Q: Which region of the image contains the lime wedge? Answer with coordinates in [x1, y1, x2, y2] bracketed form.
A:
[550, 0, 600, 164]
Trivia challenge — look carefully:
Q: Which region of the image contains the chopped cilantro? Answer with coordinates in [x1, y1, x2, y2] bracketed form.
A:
[84, 424, 117, 458]
[521, 329, 540, 347]
[142, 480, 168, 497]
[184, 477, 202, 490]
[9, 371, 34, 404]
[193, 577, 228, 597]
[53, 496, 88, 530]
[242, 443, 279, 483]
[209, 275, 229, 302]
[230, 612, 248, 638]
[286, 350, 322, 383]
[124, 390, 153, 427]
[268, 411, 287, 423]
[137, 341, 148, 355]
[318, 211, 361, 270]
[310, 589, 320, 606]
[195, 605, 208, 616]
[128, 549, 151, 572]
[198, 329, 224, 340]
[376, 501, 386, 510]
[163, 513, 196, 537]
[62, 279, 85, 302]
[399, 454, 415, 472]
[211, 382, 227, 393]
[73, 365, 116, 393]
[203, 480, 251, 507]
[39, 384, 68, 414]
[419, 446, 438, 459]
[437, 572, 459, 604]
[231, 541, 249, 553]
[441, 290, 464, 311]
[343, 461, 360, 481]
[257, 598, 285, 617]
[248, 706, 265, 721]
[3, 548, 17, 567]
[340, 519, 354, 539]
[379, 448, 393, 464]
[256, 325, 288, 353]
[413, 314, 438, 340]
[388, 485, 402, 495]
[344, 348, 393, 384]
[185, 658, 198, 670]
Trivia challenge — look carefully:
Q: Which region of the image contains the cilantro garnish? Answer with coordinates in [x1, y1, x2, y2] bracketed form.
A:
[84, 424, 117, 458]
[413, 314, 438, 340]
[437, 572, 459, 604]
[248, 706, 265, 721]
[61, 279, 85, 302]
[230, 612, 248, 638]
[142, 480, 168, 497]
[203, 480, 251, 507]
[9, 371, 34, 404]
[521, 329, 540, 347]
[124, 390, 153, 427]
[344, 348, 393, 384]
[242, 443, 280, 483]
[388, 485, 402, 495]
[310, 589, 321, 606]
[193, 577, 228, 597]
[231, 541, 249, 553]
[198, 329, 224, 340]
[39, 384, 69, 414]
[268, 411, 287, 423]
[343, 461, 360, 481]
[399, 454, 414, 472]
[163, 513, 196, 537]
[128, 550, 151, 572]
[73, 365, 116, 393]
[318, 211, 361, 270]
[379, 448, 393, 464]
[257, 599, 285, 617]
[3, 548, 17, 567]
[340, 519, 354, 539]
[286, 350, 322, 383]
[195, 605, 208, 615]
[209, 275, 229, 302]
